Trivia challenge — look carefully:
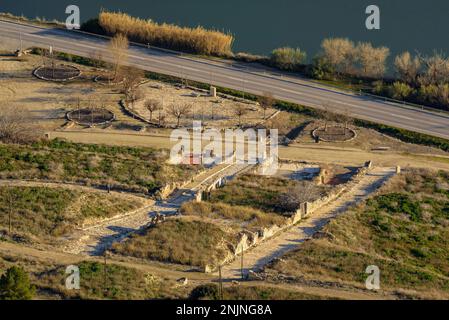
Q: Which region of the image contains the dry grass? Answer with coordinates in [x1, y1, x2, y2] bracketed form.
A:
[132, 80, 274, 129]
[0, 139, 199, 194]
[112, 218, 235, 269]
[180, 201, 287, 232]
[0, 186, 143, 242]
[266, 169, 449, 299]
[190, 283, 331, 300]
[98, 12, 234, 56]
[208, 174, 323, 214]
[0, 256, 184, 300]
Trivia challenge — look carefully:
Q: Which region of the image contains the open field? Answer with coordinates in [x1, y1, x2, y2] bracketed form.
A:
[0, 185, 145, 244]
[0, 139, 199, 194]
[0, 49, 117, 131]
[264, 169, 449, 299]
[131, 80, 276, 128]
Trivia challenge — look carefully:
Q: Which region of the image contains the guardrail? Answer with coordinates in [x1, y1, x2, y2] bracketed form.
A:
[356, 90, 449, 116]
[3, 16, 449, 118]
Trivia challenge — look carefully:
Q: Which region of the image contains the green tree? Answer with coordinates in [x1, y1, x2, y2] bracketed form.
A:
[0, 266, 35, 300]
[310, 56, 335, 80]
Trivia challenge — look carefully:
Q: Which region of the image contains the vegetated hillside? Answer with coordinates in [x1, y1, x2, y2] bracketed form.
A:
[112, 218, 236, 269]
[0, 186, 143, 241]
[0, 256, 186, 300]
[266, 169, 449, 299]
[0, 139, 199, 194]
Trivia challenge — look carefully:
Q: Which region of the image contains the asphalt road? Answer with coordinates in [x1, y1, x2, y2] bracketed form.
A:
[1, 19, 448, 140]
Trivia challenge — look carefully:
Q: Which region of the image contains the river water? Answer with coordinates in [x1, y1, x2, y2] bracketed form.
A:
[1, 0, 449, 67]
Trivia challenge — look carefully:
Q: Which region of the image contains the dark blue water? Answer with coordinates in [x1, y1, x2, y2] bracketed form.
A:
[1, 0, 448, 66]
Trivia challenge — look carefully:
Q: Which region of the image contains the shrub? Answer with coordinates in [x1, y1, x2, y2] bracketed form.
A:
[88, 12, 234, 56]
[0, 266, 35, 300]
[189, 284, 219, 300]
[389, 82, 414, 100]
[309, 56, 335, 80]
[270, 47, 307, 71]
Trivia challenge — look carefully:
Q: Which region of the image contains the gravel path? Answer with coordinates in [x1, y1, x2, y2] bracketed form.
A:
[221, 167, 396, 279]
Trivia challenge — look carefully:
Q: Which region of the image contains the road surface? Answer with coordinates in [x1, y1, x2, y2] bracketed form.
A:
[1, 19, 448, 139]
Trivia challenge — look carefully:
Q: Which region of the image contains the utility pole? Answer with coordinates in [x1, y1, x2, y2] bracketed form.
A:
[218, 265, 223, 300]
[103, 251, 108, 298]
[19, 32, 23, 53]
[241, 245, 244, 281]
[8, 193, 13, 234]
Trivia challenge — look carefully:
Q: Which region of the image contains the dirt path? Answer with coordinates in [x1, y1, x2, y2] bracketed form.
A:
[50, 130, 449, 171]
[63, 162, 253, 256]
[242, 281, 397, 300]
[220, 167, 396, 279]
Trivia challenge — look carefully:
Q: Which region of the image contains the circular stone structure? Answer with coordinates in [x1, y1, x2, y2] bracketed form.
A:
[312, 126, 357, 143]
[33, 65, 81, 81]
[67, 108, 115, 126]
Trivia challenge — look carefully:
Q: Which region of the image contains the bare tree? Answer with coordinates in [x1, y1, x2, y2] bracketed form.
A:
[121, 67, 145, 111]
[319, 103, 335, 132]
[157, 110, 166, 127]
[128, 88, 145, 112]
[394, 51, 421, 85]
[144, 99, 162, 121]
[109, 33, 129, 81]
[0, 104, 41, 144]
[234, 105, 248, 127]
[169, 104, 191, 127]
[417, 52, 449, 86]
[321, 38, 356, 76]
[335, 108, 353, 135]
[258, 92, 275, 119]
[355, 42, 390, 78]
[89, 50, 106, 70]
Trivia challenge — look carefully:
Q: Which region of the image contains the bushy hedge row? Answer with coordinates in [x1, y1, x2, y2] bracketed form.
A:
[82, 12, 234, 56]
